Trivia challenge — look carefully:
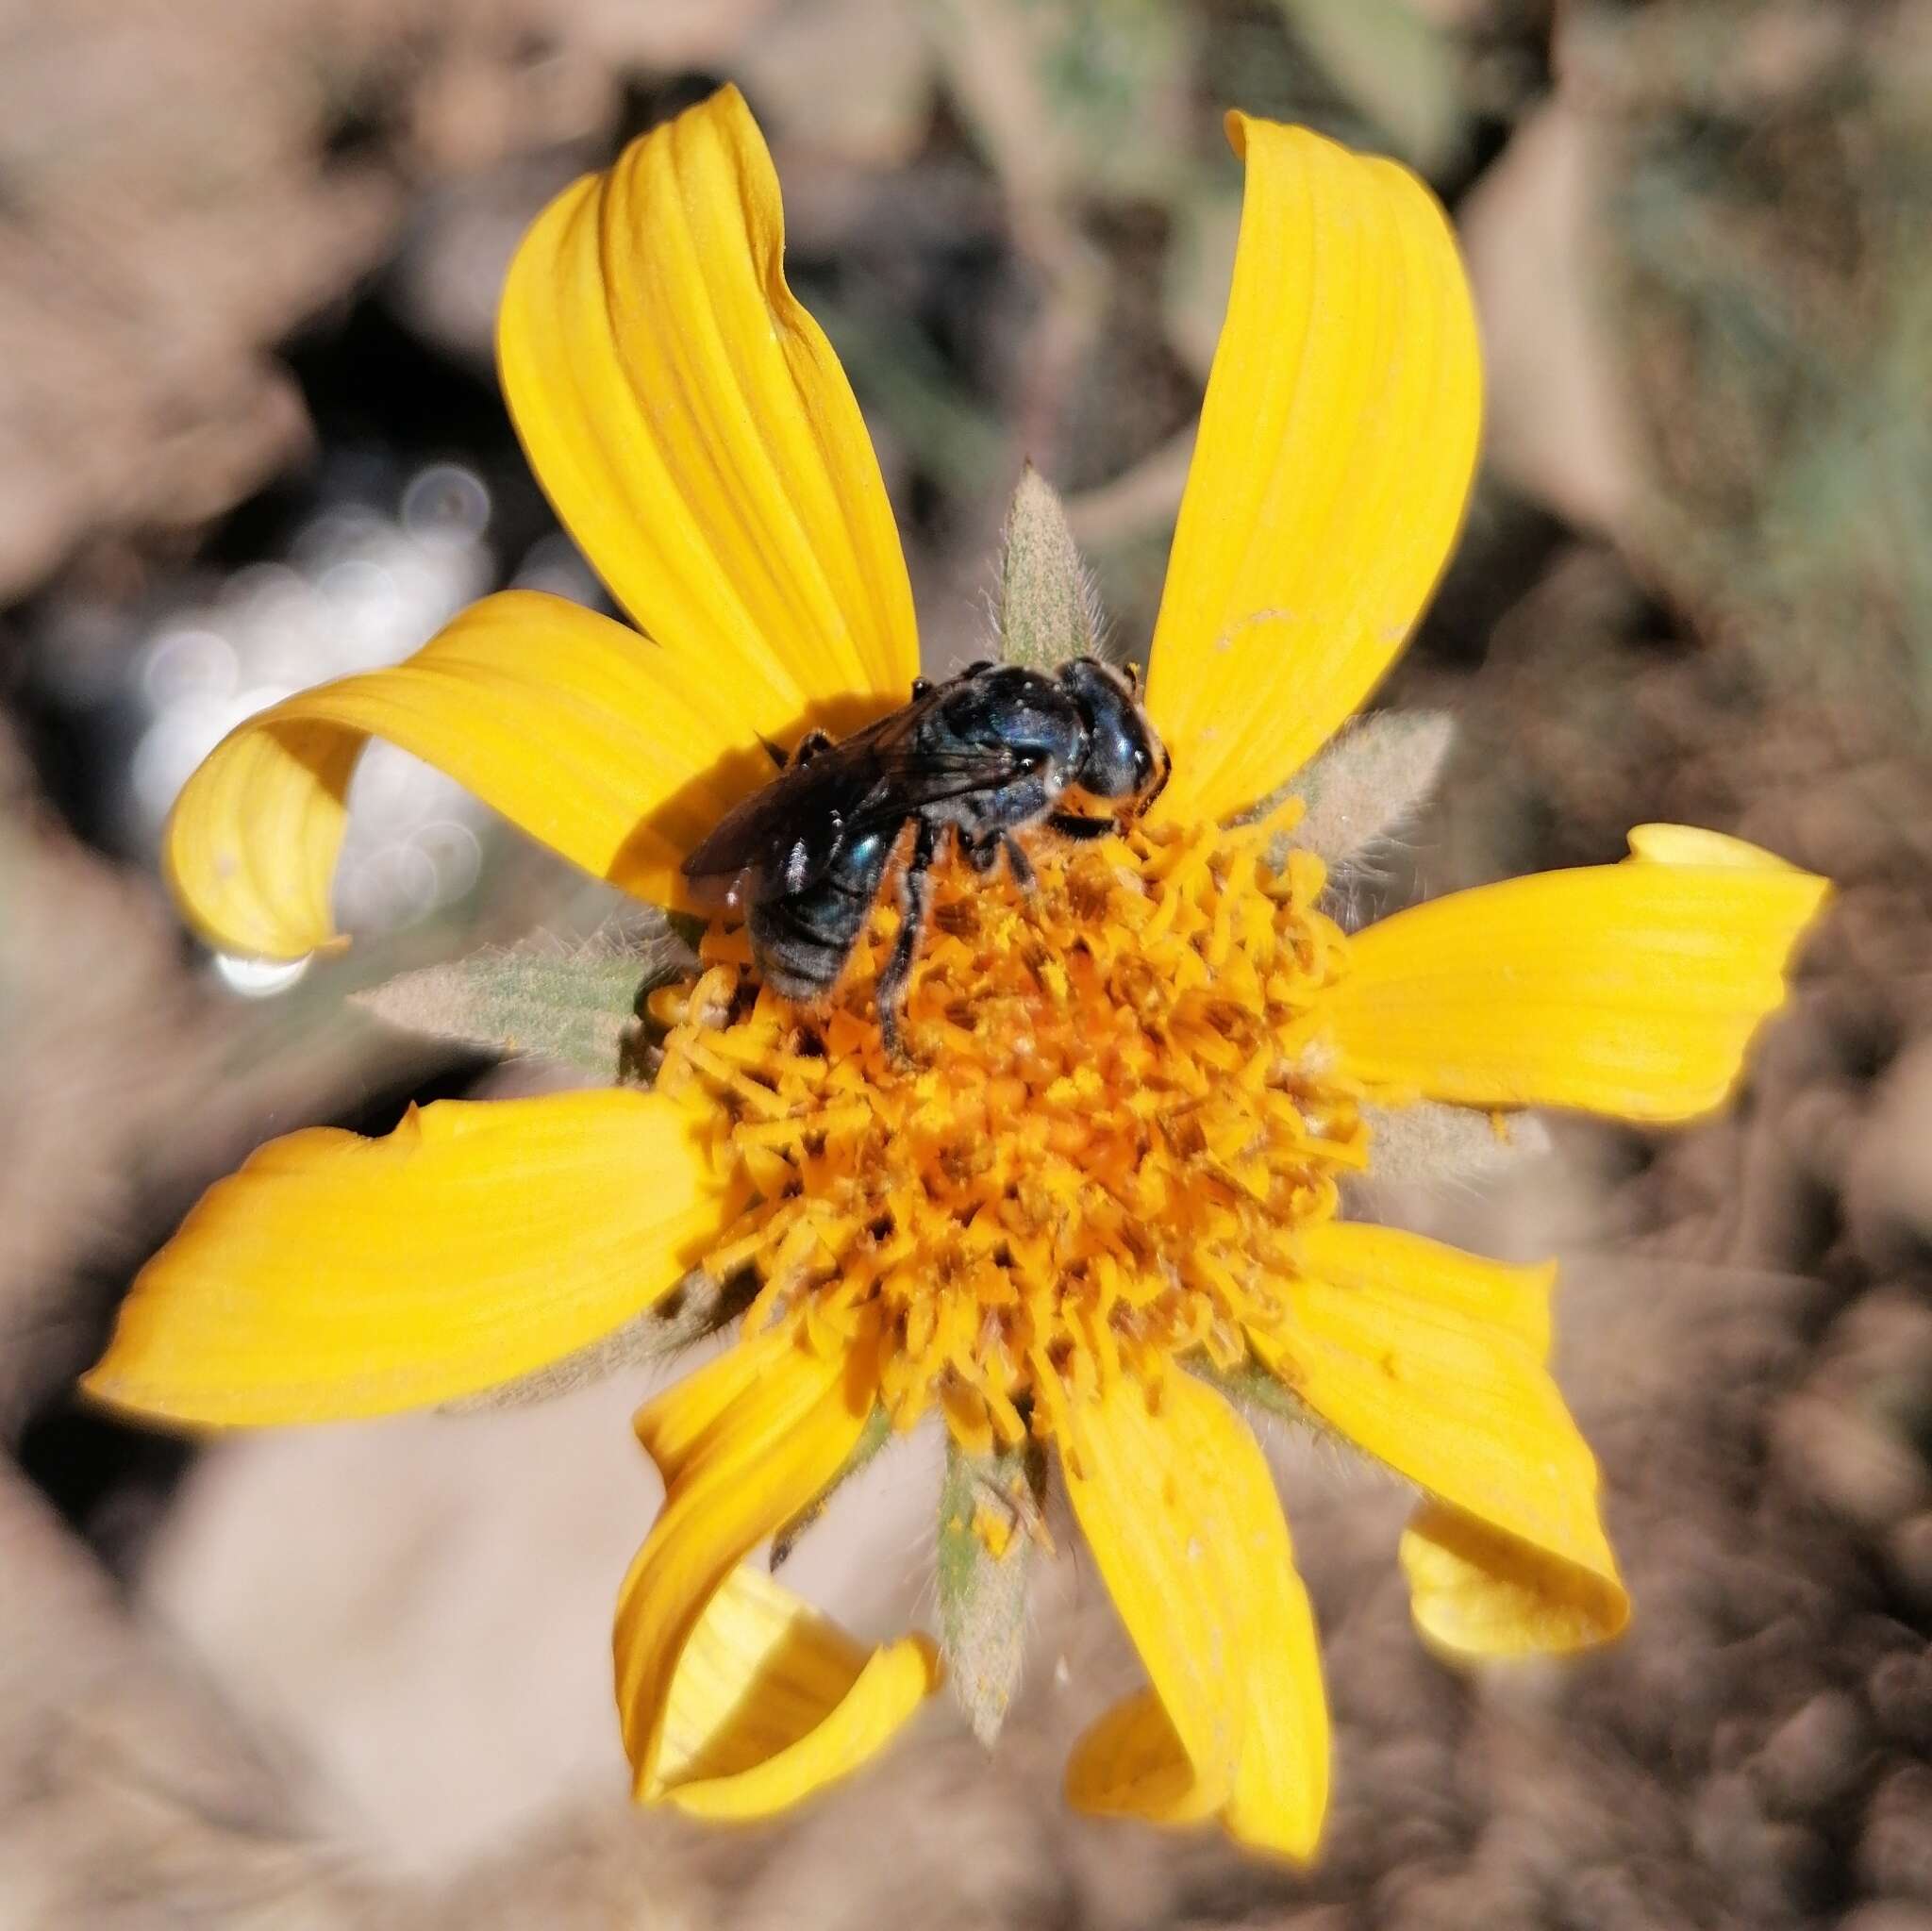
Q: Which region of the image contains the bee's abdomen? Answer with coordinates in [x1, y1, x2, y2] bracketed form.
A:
[746, 825, 896, 1002]
[748, 893, 857, 999]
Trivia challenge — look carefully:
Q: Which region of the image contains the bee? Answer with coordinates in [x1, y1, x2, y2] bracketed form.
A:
[681, 658, 1171, 1056]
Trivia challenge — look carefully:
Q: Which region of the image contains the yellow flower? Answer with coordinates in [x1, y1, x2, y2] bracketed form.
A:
[84, 88, 1827, 1859]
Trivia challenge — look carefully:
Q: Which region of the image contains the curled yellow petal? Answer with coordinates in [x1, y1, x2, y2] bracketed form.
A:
[1061, 1373, 1328, 1860]
[1144, 113, 1481, 824]
[499, 83, 918, 748]
[1325, 825, 1830, 1121]
[166, 590, 783, 958]
[1624, 822, 1795, 869]
[1400, 1503, 1625, 1659]
[1064, 1690, 1224, 1828]
[1257, 1221, 1626, 1657]
[616, 1323, 939, 1816]
[655, 1564, 941, 1820]
[83, 1090, 735, 1426]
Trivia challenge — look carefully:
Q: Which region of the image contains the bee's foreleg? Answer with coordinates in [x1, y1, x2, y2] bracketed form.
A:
[876, 818, 940, 1061]
[1001, 835, 1035, 890]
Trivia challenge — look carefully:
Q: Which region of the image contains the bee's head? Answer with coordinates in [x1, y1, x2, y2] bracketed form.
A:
[1058, 658, 1171, 811]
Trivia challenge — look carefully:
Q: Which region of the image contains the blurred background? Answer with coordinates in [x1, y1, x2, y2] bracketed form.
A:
[2, 1, 1930, 1925]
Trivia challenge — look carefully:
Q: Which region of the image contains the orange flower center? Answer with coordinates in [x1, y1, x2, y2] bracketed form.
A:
[649, 802, 1368, 1453]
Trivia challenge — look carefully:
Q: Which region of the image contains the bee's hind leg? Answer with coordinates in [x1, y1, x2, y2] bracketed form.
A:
[876, 818, 940, 1062]
[960, 830, 1000, 874]
[959, 830, 1034, 889]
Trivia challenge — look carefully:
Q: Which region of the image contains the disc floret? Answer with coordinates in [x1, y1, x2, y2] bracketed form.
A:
[651, 801, 1368, 1458]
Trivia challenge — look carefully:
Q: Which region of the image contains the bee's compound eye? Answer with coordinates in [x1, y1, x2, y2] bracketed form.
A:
[1132, 742, 1153, 786]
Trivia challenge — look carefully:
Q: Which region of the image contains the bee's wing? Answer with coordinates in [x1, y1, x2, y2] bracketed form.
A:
[837, 743, 1040, 829]
[680, 742, 895, 906]
[682, 723, 1037, 907]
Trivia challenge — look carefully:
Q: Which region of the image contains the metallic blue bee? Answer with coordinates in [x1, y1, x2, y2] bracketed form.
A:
[682, 658, 1170, 1056]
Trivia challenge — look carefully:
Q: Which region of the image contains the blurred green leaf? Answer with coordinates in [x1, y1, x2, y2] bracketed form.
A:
[1274, 0, 1466, 173]
[816, 291, 1008, 499]
[741, 0, 934, 166]
[1161, 180, 1242, 383]
[924, 0, 1192, 208]
[1601, 3, 1932, 713]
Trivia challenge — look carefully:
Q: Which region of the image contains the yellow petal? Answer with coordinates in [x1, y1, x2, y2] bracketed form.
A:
[499, 83, 918, 748]
[1624, 821, 1790, 868]
[1144, 113, 1481, 824]
[165, 590, 785, 958]
[1064, 1690, 1224, 1827]
[1325, 825, 1830, 1121]
[1258, 1221, 1626, 1657]
[1399, 1503, 1625, 1659]
[83, 1090, 735, 1426]
[654, 1563, 941, 1821]
[1061, 1373, 1328, 1860]
[617, 1323, 939, 1816]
